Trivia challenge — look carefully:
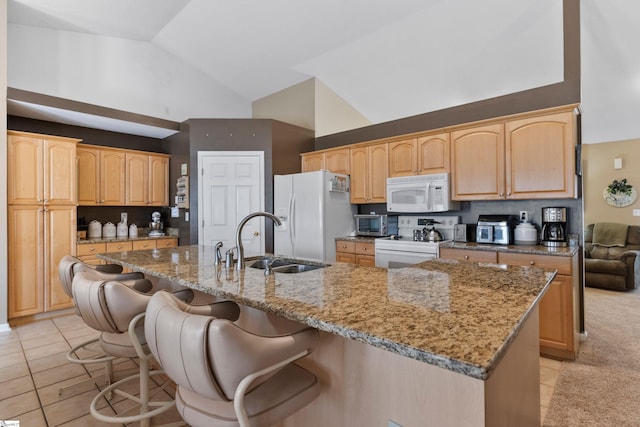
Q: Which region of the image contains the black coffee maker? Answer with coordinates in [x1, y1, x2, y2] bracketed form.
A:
[541, 207, 568, 247]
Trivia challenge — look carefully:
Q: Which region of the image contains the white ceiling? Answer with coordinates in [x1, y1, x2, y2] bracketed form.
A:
[6, 0, 640, 144]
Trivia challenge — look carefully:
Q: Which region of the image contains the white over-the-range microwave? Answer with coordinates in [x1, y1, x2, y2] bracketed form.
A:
[386, 173, 460, 213]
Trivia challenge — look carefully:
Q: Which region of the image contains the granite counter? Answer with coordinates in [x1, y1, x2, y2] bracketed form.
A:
[98, 244, 554, 381]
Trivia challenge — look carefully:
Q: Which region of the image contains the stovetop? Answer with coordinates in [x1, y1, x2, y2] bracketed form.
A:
[375, 215, 460, 253]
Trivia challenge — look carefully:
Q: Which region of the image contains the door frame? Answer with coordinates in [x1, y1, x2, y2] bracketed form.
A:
[197, 151, 265, 249]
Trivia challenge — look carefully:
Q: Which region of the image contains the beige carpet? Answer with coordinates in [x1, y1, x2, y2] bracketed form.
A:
[543, 286, 640, 426]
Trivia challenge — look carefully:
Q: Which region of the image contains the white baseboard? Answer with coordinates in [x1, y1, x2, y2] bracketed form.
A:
[0, 323, 12, 333]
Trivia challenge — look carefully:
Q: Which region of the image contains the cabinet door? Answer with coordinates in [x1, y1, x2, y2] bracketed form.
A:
[506, 111, 576, 199]
[45, 206, 76, 311]
[350, 147, 368, 203]
[389, 139, 417, 177]
[126, 152, 149, 205]
[368, 144, 388, 203]
[44, 139, 77, 205]
[77, 147, 100, 205]
[100, 149, 126, 205]
[325, 148, 350, 175]
[356, 255, 375, 267]
[302, 153, 324, 173]
[538, 274, 574, 353]
[149, 155, 169, 206]
[417, 132, 450, 174]
[8, 205, 45, 318]
[8, 134, 43, 205]
[451, 124, 505, 200]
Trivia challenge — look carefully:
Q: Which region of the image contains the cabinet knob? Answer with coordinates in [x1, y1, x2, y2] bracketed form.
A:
[464, 255, 469, 260]
[90, 248, 95, 252]
[362, 247, 368, 251]
[530, 261, 535, 265]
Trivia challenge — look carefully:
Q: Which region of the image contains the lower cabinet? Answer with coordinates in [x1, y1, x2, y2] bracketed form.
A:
[439, 247, 579, 360]
[336, 240, 375, 266]
[8, 205, 76, 318]
[77, 238, 178, 265]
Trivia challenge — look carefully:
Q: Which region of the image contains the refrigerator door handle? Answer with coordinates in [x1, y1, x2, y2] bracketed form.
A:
[289, 194, 295, 254]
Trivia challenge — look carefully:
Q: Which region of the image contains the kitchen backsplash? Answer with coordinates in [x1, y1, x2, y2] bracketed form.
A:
[77, 206, 171, 230]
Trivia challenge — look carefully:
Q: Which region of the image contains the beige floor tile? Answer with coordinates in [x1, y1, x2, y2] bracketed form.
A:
[540, 383, 555, 408]
[14, 408, 48, 427]
[32, 361, 89, 389]
[0, 390, 41, 419]
[540, 365, 561, 388]
[0, 351, 27, 370]
[62, 326, 100, 342]
[42, 388, 110, 426]
[0, 329, 19, 344]
[37, 372, 103, 406]
[24, 341, 70, 361]
[52, 314, 85, 331]
[0, 375, 35, 401]
[0, 338, 22, 357]
[20, 331, 66, 350]
[28, 350, 72, 373]
[57, 410, 119, 427]
[0, 360, 30, 382]
[540, 356, 563, 371]
[16, 321, 58, 341]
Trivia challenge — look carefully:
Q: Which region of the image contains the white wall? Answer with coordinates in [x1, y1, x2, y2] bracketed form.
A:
[7, 23, 252, 122]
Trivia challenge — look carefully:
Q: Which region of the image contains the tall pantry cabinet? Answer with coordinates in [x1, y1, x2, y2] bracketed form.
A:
[8, 131, 79, 319]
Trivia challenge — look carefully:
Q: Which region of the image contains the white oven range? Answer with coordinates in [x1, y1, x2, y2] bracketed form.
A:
[374, 216, 459, 268]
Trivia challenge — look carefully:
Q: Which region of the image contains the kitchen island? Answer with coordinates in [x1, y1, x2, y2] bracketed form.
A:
[99, 245, 555, 426]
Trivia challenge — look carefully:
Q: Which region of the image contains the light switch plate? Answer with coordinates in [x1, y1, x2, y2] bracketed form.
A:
[181, 163, 188, 176]
[171, 206, 179, 218]
[633, 209, 640, 217]
[185, 211, 190, 222]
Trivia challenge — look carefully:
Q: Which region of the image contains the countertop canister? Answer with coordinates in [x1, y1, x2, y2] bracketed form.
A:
[88, 220, 102, 238]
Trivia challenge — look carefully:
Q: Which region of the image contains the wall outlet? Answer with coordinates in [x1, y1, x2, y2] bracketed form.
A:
[185, 211, 190, 222]
[633, 209, 640, 217]
[519, 211, 528, 222]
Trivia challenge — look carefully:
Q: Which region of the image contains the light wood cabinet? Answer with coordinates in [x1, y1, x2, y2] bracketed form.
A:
[301, 148, 350, 175]
[132, 238, 178, 251]
[9, 132, 78, 205]
[451, 123, 505, 200]
[8, 131, 78, 319]
[350, 144, 388, 204]
[77, 242, 107, 266]
[77, 146, 126, 205]
[126, 152, 169, 206]
[451, 110, 577, 201]
[336, 240, 374, 266]
[388, 133, 450, 177]
[156, 238, 179, 248]
[8, 204, 77, 317]
[505, 111, 577, 199]
[79, 144, 170, 207]
[439, 246, 579, 360]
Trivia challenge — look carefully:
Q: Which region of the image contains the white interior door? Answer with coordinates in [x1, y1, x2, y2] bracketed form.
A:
[198, 151, 264, 257]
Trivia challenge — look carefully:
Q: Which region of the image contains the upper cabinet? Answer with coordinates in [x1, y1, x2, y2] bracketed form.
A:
[301, 147, 350, 175]
[388, 133, 450, 177]
[350, 143, 388, 204]
[506, 111, 577, 199]
[451, 109, 577, 201]
[78, 144, 170, 207]
[77, 146, 126, 205]
[8, 131, 78, 205]
[125, 151, 170, 206]
[451, 123, 505, 201]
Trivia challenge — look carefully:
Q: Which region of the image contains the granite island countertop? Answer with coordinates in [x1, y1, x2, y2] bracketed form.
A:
[98, 245, 555, 380]
[441, 241, 580, 257]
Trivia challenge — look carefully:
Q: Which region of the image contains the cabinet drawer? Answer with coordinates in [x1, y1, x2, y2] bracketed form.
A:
[439, 248, 497, 263]
[355, 242, 374, 255]
[132, 240, 156, 250]
[106, 241, 133, 253]
[336, 241, 356, 253]
[356, 254, 375, 267]
[156, 238, 178, 248]
[498, 252, 571, 275]
[336, 253, 356, 263]
[77, 243, 107, 256]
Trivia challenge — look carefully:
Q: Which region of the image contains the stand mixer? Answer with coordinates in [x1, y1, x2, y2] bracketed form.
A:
[148, 211, 164, 237]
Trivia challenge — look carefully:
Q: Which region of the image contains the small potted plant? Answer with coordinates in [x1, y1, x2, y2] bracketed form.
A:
[604, 178, 636, 207]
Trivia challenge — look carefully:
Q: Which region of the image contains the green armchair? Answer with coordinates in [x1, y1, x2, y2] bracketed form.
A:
[584, 223, 640, 291]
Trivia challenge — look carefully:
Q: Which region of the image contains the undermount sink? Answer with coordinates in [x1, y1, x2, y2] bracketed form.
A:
[247, 256, 326, 273]
[272, 264, 323, 274]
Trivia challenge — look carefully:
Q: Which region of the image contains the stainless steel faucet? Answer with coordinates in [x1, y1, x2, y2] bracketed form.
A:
[235, 211, 282, 270]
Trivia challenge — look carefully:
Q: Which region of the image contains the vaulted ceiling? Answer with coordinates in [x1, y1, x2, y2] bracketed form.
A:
[6, 0, 640, 144]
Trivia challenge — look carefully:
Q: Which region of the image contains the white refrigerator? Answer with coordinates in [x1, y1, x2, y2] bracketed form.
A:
[274, 171, 356, 262]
